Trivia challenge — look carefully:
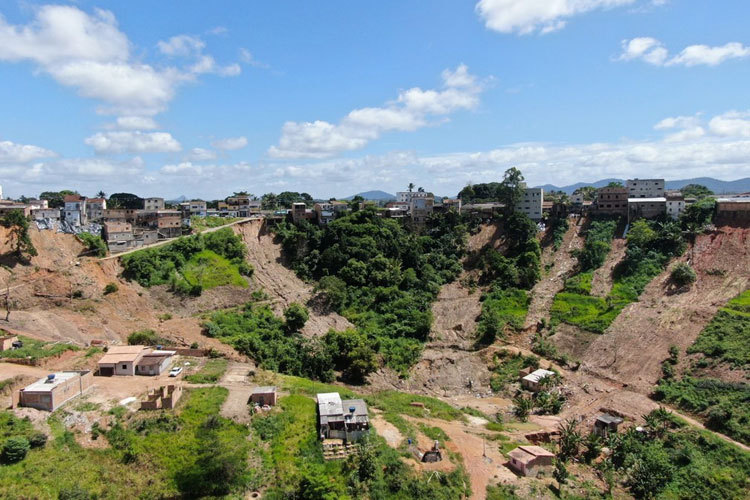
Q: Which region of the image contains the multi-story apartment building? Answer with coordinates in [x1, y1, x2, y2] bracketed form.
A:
[666, 192, 685, 219]
[86, 198, 107, 221]
[628, 198, 667, 222]
[63, 195, 87, 225]
[626, 179, 665, 199]
[519, 188, 544, 221]
[143, 197, 165, 211]
[594, 187, 628, 216]
[410, 194, 434, 224]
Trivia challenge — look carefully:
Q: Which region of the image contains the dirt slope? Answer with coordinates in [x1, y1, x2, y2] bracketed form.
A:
[233, 219, 353, 336]
[580, 225, 750, 392]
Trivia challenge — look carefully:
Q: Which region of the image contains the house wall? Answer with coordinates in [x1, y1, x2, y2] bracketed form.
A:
[0, 336, 17, 351]
[251, 392, 277, 406]
[519, 188, 544, 220]
[717, 201, 750, 219]
[627, 179, 665, 198]
[628, 201, 666, 221]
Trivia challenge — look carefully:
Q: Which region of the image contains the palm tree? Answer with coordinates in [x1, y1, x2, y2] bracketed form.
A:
[557, 418, 582, 461]
[407, 183, 415, 192]
[96, 190, 106, 198]
[417, 187, 425, 192]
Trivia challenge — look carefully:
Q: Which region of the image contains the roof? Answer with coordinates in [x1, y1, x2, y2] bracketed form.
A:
[508, 445, 555, 464]
[317, 392, 343, 416]
[99, 345, 147, 365]
[88, 198, 106, 203]
[22, 372, 81, 393]
[717, 197, 750, 203]
[522, 369, 556, 384]
[137, 356, 165, 367]
[596, 414, 624, 425]
[64, 194, 82, 202]
[628, 197, 666, 203]
[252, 386, 276, 395]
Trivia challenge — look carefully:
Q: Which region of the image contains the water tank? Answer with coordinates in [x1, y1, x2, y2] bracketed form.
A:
[46, 374, 56, 383]
[349, 406, 356, 413]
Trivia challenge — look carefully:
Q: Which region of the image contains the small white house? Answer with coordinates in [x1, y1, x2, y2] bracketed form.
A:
[521, 369, 556, 392]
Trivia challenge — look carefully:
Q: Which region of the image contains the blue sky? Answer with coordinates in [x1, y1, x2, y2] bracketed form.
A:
[1, 0, 750, 199]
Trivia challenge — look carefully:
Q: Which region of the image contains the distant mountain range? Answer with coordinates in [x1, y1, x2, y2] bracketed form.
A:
[343, 190, 396, 201]
[536, 177, 750, 195]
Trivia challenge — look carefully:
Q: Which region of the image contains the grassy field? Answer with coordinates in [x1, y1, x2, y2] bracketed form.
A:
[184, 358, 228, 383]
[0, 335, 79, 360]
[688, 289, 750, 367]
[182, 250, 248, 290]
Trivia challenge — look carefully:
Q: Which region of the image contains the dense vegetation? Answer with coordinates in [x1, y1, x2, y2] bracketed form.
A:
[121, 228, 251, 295]
[1, 209, 37, 261]
[274, 208, 467, 376]
[189, 216, 242, 232]
[688, 289, 750, 367]
[78, 232, 107, 257]
[552, 218, 686, 333]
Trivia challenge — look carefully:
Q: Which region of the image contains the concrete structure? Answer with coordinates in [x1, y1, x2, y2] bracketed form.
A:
[0, 203, 31, 218]
[135, 350, 175, 376]
[507, 446, 555, 477]
[32, 208, 61, 221]
[461, 202, 504, 219]
[409, 192, 435, 224]
[716, 197, 750, 220]
[666, 192, 685, 219]
[103, 221, 135, 253]
[86, 198, 107, 221]
[63, 195, 87, 225]
[519, 188, 544, 220]
[179, 201, 208, 224]
[628, 198, 666, 221]
[595, 187, 628, 216]
[313, 203, 338, 226]
[521, 369, 556, 392]
[26, 199, 48, 210]
[291, 202, 314, 223]
[143, 197, 165, 211]
[16, 371, 93, 412]
[97, 345, 149, 376]
[317, 392, 370, 441]
[627, 179, 665, 199]
[0, 334, 18, 351]
[250, 386, 277, 407]
[141, 385, 183, 410]
[442, 198, 462, 212]
[594, 414, 624, 437]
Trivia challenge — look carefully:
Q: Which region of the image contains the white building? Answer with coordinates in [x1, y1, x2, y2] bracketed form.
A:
[397, 191, 432, 204]
[666, 192, 685, 219]
[521, 369, 556, 392]
[143, 197, 165, 211]
[626, 179, 665, 199]
[63, 195, 87, 226]
[519, 188, 544, 220]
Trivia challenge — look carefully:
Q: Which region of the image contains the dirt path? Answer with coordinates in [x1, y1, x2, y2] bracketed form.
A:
[219, 361, 254, 423]
[370, 415, 404, 448]
[525, 219, 584, 329]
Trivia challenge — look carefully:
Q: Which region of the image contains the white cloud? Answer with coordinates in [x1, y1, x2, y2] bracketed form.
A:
[84, 131, 181, 154]
[185, 147, 218, 161]
[115, 116, 158, 130]
[0, 140, 56, 163]
[619, 37, 750, 67]
[653, 114, 704, 142]
[157, 35, 205, 57]
[475, 0, 635, 35]
[269, 64, 485, 159]
[160, 160, 252, 177]
[0, 6, 241, 116]
[709, 111, 750, 138]
[211, 136, 248, 150]
[239, 48, 268, 68]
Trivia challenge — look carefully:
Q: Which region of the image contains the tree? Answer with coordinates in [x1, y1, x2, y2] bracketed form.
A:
[627, 443, 674, 499]
[670, 262, 696, 287]
[554, 459, 569, 495]
[557, 418, 582, 461]
[284, 303, 309, 332]
[606, 181, 624, 188]
[109, 193, 143, 209]
[1, 436, 30, 463]
[627, 219, 656, 248]
[408, 183, 415, 192]
[583, 432, 602, 463]
[512, 395, 532, 422]
[680, 184, 713, 199]
[417, 186, 425, 193]
[39, 190, 76, 208]
[2, 209, 37, 261]
[96, 190, 106, 198]
[498, 167, 525, 213]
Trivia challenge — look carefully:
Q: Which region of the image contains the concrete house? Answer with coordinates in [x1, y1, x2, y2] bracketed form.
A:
[135, 350, 175, 376]
[317, 392, 370, 441]
[97, 345, 149, 376]
[32, 208, 61, 221]
[507, 446, 555, 477]
[716, 197, 750, 220]
[0, 334, 18, 351]
[521, 369, 556, 392]
[250, 386, 277, 407]
[141, 385, 183, 410]
[143, 197, 165, 211]
[103, 221, 135, 253]
[409, 192, 435, 224]
[63, 195, 87, 225]
[519, 188, 544, 221]
[0, 203, 31, 218]
[86, 198, 107, 221]
[628, 198, 666, 222]
[594, 414, 624, 437]
[594, 187, 628, 216]
[16, 371, 93, 412]
[291, 202, 314, 223]
[666, 192, 685, 219]
[627, 178, 665, 198]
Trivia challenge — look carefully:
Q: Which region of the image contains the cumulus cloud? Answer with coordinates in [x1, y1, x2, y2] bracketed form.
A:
[708, 111, 750, 138]
[0, 6, 241, 117]
[185, 147, 218, 161]
[475, 0, 635, 35]
[269, 64, 485, 159]
[115, 116, 158, 130]
[0, 140, 56, 163]
[84, 131, 181, 154]
[211, 136, 248, 150]
[619, 37, 750, 67]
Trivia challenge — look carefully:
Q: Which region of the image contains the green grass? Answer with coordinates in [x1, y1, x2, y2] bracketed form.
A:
[190, 215, 242, 232]
[182, 250, 248, 290]
[563, 271, 593, 294]
[417, 423, 450, 442]
[184, 358, 228, 383]
[364, 390, 464, 422]
[489, 349, 539, 393]
[688, 289, 750, 367]
[550, 292, 616, 333]
[0, 335, 79, 360]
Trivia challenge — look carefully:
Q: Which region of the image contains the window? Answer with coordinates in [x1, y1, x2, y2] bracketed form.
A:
[122, 364, 127, 370]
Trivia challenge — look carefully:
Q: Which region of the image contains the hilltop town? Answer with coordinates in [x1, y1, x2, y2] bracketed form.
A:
[0, 171, 749, 499]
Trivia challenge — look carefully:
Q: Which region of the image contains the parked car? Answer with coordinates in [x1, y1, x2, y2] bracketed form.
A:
[169, 367, 183, 377]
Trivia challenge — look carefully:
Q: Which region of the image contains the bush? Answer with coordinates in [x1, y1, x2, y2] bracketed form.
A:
[283, 303, 309, 332]
[29, 432, 48, 449]
[127, 329, 167, 346]
[103, 282, 119, 295]
[2, 436, 30, 463]
[78, 232, 107, 258]
[671, 262, 697, 286]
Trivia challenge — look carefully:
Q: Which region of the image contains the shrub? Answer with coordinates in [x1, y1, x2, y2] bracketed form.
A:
[283, 303, 309, 332]
[2, 436, 30, 463]
[78, 232, 107, 258]
[671, 262, 697, 287]
[126, 329, 167, 346]
[28, 432, 48, 449]
[103, 282, 119, 295]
